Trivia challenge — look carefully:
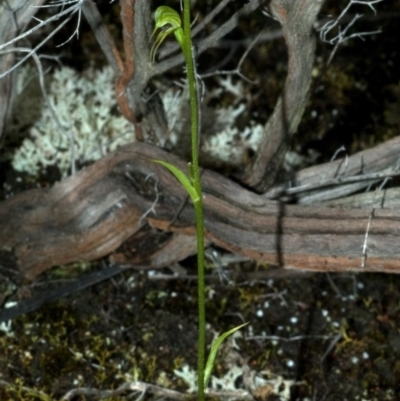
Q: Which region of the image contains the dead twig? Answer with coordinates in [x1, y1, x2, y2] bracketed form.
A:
[60, 380, 254, 401]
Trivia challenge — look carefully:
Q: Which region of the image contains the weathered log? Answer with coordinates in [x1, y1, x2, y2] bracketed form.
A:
[1, 140, 400, 282]
[265, 135, 400, 203]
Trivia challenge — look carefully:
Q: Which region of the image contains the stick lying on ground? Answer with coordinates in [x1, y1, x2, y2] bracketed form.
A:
[1, 138, 400, 282]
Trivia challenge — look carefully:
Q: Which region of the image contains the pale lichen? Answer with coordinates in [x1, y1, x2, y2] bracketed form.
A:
[9, 66, 135, 177]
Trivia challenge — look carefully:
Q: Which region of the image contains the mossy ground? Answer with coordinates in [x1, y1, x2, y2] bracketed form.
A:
[1, 264, 400, 400]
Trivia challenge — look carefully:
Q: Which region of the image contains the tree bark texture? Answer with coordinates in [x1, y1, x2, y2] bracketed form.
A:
[1, 139, 400, 282]
[237, 0, 325, 192]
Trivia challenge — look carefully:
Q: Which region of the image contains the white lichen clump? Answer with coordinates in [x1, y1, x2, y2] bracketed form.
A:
[174, 330, 295, 401]
[200, 76, 263, 166]
[202, 123, 263, 165]
[162, 75, 264, 168]
[173, 364, 294, 400]
[10, 66, 135, 177]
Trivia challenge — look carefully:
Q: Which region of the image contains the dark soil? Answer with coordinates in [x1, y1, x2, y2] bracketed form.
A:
[1, 264, 400, 400]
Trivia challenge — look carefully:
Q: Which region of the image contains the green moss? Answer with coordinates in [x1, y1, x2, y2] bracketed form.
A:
[1, 378, 54, 401]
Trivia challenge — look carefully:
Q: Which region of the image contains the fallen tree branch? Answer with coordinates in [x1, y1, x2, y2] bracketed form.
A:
[60, 380, 254, 401]
[265, 135, 400, 203]
[1, 140, 400, 282]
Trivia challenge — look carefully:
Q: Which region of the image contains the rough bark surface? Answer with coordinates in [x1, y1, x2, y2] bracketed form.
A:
[1, 140, 400, 282]
[236, 0, 325, 192]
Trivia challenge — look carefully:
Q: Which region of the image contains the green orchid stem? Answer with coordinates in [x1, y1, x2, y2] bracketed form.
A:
[150, 3, 206, 400]
[151, 4, 249, 400]
[181, 2, 206, 401]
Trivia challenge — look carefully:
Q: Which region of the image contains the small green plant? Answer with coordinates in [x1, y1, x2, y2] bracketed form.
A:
[151, 3, 247, 401]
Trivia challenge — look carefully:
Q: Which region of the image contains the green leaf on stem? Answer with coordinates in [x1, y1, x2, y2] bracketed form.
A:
[204, 323, 248, 389]
[152, 159, 199, 203]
